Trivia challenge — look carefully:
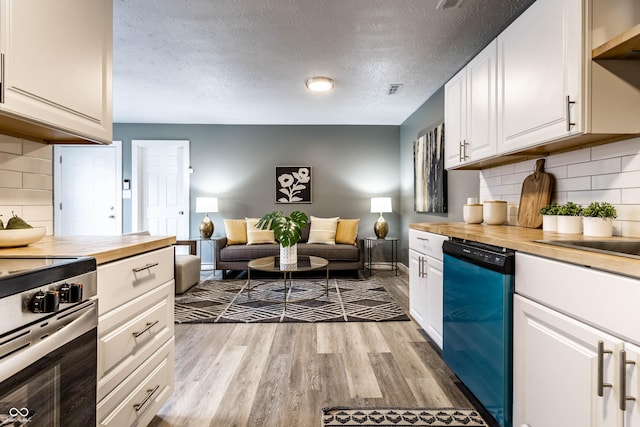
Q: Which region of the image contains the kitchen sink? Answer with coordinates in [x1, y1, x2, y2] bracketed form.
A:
[535, 240, 640, 260]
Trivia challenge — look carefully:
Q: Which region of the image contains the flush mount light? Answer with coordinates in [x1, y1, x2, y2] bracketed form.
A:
[305, 77, 335, 92]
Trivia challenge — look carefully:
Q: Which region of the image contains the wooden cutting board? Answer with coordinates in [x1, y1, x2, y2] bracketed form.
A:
[518, 159, 554, 228]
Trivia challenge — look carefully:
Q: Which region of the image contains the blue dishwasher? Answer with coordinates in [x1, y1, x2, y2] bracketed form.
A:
[442, 239, 515, 427]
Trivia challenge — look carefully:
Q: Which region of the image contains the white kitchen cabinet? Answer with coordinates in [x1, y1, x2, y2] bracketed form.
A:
[514, 253, 640, 427]
[0, 0, 112, 144]
[408, 230, 447, 348]
[497, 0, 640, 155]
[444, 40, 497, 169]
[97, 246, 175, 426]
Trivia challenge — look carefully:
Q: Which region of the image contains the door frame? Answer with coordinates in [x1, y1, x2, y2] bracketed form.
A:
[131, 140, 190, 237]
[53, 141, 123, 235]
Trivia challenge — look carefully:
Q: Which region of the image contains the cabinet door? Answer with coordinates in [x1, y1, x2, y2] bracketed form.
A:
[0, 0, 112, 143]
[497, 0, 582, 153]
[622, 342, 640, 427]
[444, 68, 466, 169]
[424, 256, 443, 349]
[514, 295, 620, 427]
[409, 249, 428, 330]
[466, 40, 497, 162]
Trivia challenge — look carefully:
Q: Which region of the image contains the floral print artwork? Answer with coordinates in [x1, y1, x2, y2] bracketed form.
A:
[276, 166, 311, 203]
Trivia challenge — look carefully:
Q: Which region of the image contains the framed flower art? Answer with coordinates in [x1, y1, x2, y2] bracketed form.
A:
[275, 166, 312, 203]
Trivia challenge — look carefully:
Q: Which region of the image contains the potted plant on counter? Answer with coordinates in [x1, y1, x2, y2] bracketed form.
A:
[256, 210, 309, 266]
[539, 202, 560, 232]
[582, 202, 617, 237]
[556, 201, 583, 234]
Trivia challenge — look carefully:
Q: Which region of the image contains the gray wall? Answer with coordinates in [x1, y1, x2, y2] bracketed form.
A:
[398, 88, 479, 263]
[114, 124, 401, 242]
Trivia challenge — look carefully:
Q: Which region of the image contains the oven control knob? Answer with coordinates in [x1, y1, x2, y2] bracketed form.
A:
[59, 283, 83, 303]
[30, 290, 60, 313]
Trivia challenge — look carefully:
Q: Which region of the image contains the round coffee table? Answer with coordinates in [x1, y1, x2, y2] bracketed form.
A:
[247, 255, 329, 308]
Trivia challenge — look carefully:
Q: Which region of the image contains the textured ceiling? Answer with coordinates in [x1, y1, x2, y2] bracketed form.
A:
[113, 0, 535, 125]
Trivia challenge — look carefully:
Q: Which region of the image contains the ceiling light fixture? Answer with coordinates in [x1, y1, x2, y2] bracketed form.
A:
[305, 77, 335, 92]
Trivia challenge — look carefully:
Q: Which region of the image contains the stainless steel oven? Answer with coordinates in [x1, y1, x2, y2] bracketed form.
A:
[0, 257, 97, 427]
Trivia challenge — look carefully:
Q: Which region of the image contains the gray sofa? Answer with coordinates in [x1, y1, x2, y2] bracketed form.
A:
[213, 226, 364, 278]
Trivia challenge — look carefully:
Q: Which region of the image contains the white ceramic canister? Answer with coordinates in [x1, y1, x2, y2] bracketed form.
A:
[463, 204, 483, 224]
[483, 200, 508, 225]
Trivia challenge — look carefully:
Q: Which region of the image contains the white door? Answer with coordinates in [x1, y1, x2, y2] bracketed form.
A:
[444, 68, 466, 169]
[424, 256, 443, 349]
[513, 294, 620, 427]
[131, 140, 189, 238]
[409, 249, 428, 330]
[53, 142, 122, 235]
[623, 341, 640, 427]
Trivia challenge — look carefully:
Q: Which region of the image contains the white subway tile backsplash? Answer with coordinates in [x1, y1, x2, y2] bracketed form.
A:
[592, 171, 640, 190]
[0, 138, 53, 229]
[545, 147, 590, 167]
[567, 158, 621, 177]
[592, 137, 640, 160]
[481, 140, 640, 237]
[555, 176, 591, 192]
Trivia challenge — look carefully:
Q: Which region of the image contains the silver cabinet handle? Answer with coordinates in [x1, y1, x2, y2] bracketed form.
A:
[133, 385, 160, 411]
[597, 340, 613, 396]
[459, 140, 464, 162]
[421, 257, 428, 278]
[416, 237, 430, 242]
[132, 320, 159, 338]
[132, 262, 159, 273]
[620, 349, 636, 411]
[566, 95, 576, 131]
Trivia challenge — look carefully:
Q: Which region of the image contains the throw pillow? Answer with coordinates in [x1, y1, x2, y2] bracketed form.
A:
[245, 217, 277, 245]
[307, 216, 339, 245]
[335, 219, 360, 245]
[223, 219, 247, 245]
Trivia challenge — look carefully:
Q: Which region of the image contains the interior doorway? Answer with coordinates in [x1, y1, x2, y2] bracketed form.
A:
[53, 141, 123, 235]
[131, 140, 190, 239]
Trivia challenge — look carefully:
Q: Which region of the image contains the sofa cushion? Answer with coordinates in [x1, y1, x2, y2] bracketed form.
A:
[220, 243, 279, 261]
[245, 217, 277, 245]
[298, 243, 360, 261]
[335, 219, 359, 245]
[307, 216, 339, 245]
[223, 219, 247, 245]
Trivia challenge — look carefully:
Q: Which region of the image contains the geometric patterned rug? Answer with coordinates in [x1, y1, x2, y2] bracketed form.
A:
[321, 408, 489, 426]
[175, 278, 410, 323]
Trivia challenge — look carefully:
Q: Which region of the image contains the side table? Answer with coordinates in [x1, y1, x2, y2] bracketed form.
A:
[190, 236, 216, 271]
[365, 237, 398, 276]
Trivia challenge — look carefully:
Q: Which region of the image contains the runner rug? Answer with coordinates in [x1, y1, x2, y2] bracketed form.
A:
[321, 407, 489, 427]
[174, 278, 409, 323]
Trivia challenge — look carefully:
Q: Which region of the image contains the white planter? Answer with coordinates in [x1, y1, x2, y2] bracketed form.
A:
[557, 216, 583, 234]
[583, 217, 613, 237]
[279, 244, 298, 266]
[542, 215, 558, 232]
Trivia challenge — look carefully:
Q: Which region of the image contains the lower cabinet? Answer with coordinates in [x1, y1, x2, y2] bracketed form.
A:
[409, 230, 446, 349]
[514, 253, 639, 427]
[97, 246, 175, 426]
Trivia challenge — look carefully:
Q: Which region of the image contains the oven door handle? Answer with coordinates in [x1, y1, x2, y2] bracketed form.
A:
[0, 301, 97, 383]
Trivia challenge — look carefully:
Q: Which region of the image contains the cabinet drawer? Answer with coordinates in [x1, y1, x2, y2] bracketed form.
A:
[98, 246, 173, 315]
[98, 280, 174, 400]
[98, 337, 175, 427]
[409, 229, 448, 260]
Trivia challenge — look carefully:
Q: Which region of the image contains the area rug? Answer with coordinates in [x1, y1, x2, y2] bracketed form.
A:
[321, 407, 489, 426]
[174, 278, 410, 323]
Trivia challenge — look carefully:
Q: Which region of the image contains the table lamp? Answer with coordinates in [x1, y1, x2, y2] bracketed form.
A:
[371, 197, 392, 239]
[196, 197, 218, 238]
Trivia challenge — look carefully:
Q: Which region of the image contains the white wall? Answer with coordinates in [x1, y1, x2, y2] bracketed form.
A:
[0, 135, 53, 233]
[480, 137, 640, 237]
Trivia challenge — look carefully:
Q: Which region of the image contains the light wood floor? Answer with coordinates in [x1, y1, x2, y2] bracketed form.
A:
[149, 270, 477, 427]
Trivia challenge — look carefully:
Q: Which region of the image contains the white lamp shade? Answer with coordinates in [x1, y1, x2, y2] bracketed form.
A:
[371, 197, 392, 213]
[196, 197, 218, 213]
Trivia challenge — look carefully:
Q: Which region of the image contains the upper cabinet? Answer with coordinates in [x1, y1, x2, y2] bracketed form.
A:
[0, 0, 112, 144]
[445, 0, 640, 170]
[445, 40, 498, 169]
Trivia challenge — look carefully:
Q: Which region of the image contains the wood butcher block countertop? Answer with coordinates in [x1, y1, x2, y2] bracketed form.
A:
[410, 222, 640, 279]
[0, 235, 176, 265]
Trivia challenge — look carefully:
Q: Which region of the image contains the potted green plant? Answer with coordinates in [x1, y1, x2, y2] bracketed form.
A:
[556, 201, 583, 234]
[582, 202, 617, 237]
[539, 202, 560, 232]
[256, 210, 309, 265]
